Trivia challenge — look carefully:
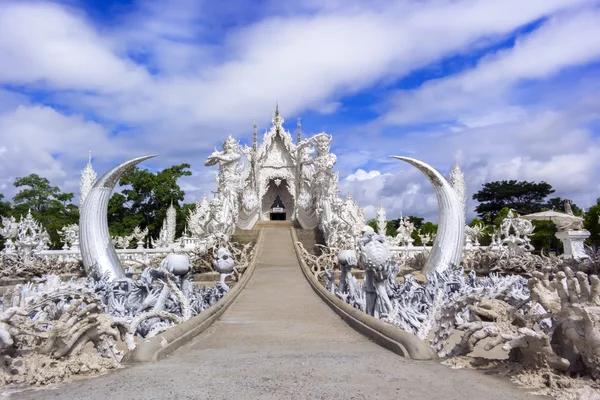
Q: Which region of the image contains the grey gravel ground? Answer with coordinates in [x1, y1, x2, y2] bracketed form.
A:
[8, 228, 542, 399]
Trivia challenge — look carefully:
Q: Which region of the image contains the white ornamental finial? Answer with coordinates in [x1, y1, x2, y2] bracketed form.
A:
[79, 150, 97, 207]
[376, 204, 387, 236]
[272, 102, 284, 128]
[166, 201, 177, 244]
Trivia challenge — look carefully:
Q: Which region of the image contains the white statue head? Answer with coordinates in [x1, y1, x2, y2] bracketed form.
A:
[223, 136, 239, 152]
[314, 133, 332, 154]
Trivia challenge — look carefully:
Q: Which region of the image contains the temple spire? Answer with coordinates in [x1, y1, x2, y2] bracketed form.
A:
[272, 102, 284, 128]
[297, 118, 302, 144]
[80, 150, 97, 207]
[252, 119, 258, 152]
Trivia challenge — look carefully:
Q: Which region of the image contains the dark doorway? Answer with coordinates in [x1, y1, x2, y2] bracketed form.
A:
[270, 212, 286, 221]
[270, 195, 286, 220]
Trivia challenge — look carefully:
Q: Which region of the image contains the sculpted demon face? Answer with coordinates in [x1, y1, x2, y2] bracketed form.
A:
[315, 134, 331, 155]
[223, 136, 238, 152]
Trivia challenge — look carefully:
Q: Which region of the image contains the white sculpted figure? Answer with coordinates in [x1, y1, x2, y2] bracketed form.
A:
[205, 136, 244, 204]
[213, 247, 235, 291]
[310, 133, 337, 206]
[358, 232, 394, 318]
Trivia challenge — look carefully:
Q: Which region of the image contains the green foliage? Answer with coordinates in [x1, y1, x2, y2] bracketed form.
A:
[0, 194, 11, 217]
[584, 198, 600, 246]
[11, 174, 79, 249]
[530, 220, 560, 252]
[107, 164, 192, 240]
[385, 221, 397, 237]
[473, 180, 555, 223]
[492, 207, 513, 226]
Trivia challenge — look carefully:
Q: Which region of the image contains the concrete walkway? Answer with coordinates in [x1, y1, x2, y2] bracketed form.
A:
[14, 228, 540, 399]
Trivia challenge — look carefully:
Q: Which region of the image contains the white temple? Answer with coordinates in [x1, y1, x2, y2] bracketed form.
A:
[202, 104, 365, 247]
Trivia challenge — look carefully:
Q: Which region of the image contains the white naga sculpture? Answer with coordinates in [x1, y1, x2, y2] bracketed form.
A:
[391, 157, 466, 274]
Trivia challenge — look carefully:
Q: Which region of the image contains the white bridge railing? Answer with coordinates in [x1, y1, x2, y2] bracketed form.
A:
[36, 247, 195, 263]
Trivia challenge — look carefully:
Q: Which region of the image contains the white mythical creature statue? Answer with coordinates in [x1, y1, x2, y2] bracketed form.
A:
[205, 136, 244, 209]
[358, 232, 394, 318]
[295, 133, 338, 229]
[337, 249, 359, 297]
[0, 215, 19, 254]
[213, 247, 235, 291]
[187, 194, 211, 238]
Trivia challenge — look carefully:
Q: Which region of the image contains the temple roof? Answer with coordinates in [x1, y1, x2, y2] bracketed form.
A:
[255, 104, 297, 166]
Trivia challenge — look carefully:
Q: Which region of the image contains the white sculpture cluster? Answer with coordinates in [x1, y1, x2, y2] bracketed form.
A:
[0, 210, 51, 259]
[489, 210, 534, 256]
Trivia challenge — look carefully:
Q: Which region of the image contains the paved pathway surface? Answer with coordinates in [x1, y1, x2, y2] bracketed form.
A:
[13, 228, 540, 400]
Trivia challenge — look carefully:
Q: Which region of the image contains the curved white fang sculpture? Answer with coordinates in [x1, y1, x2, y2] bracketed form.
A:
[391, 156, 465, 274]
[79, 155, 157, 280]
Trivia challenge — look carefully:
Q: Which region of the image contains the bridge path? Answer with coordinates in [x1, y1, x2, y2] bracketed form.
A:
[15, 227, 540, 399]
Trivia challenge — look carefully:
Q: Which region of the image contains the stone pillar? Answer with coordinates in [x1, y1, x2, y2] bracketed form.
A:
[555, 230, 590, 260]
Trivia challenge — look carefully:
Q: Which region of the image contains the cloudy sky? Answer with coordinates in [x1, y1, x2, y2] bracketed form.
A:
[1, 0, 599, 222]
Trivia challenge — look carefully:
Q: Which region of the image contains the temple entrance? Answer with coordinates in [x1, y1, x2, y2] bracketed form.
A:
[270, 195, 286, 220]
[261, 178, 294, 221]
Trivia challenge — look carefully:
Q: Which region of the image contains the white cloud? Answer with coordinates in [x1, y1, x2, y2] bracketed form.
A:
[0, 2, 150, 92]
[0, 0, 599, 222]
[379, 9, 600, 126]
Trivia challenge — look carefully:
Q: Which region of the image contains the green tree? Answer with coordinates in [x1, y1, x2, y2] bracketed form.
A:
[584, 198, 600, 248]
[473, 180, 555, 224]
[108, 164, 192, 240]
[0, 194, 11, 217]
[11, 174, 79, 248]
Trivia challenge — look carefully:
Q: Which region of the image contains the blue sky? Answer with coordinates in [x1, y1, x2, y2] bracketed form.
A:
[0, 0, 600, 222]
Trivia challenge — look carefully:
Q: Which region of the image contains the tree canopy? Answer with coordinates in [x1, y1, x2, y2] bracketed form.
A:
[107, 163, 192, 241]
[473, 180, 555, 223]
[10, 174, 79, 248]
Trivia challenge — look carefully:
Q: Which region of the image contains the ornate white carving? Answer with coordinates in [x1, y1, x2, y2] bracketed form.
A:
[464, 222, 484, 248]
[555, 229, 590, 260]
[59, 224, 80, 251]
[166, 202, 177, 244]
[498, 210, 535, 256]
[376, 205, 387, 236]
[79, 150, 97, 207]
[131, 225, 148, 249]
[390, 215, 415, 247]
